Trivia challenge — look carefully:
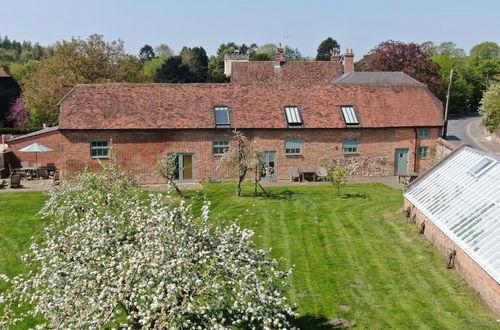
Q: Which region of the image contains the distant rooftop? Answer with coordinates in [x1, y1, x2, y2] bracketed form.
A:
[333, 72, 422, 85]
[8, 126, 59, 141]
[223, 53, 249, 61]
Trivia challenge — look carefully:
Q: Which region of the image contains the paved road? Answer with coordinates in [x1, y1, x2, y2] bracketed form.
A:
[446, 113, 500, 155]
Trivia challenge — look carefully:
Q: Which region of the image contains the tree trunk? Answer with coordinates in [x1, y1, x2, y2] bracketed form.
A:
[237, 174, 244, 196]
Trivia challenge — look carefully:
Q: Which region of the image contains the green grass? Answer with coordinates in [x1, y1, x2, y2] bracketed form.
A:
[1, 185, 499, 329]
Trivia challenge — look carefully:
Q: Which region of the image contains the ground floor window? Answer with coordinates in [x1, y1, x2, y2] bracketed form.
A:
[90, 140, 110, 158]
[212, 139, 230, 156]
[285, 138, 303, 155]
[417, 146, 429, 159]
[343, 137, 359, 154]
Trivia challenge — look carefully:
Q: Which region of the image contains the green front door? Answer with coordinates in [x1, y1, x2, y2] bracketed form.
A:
[260, 151, 277, 181]
[395, 148, 409, 174]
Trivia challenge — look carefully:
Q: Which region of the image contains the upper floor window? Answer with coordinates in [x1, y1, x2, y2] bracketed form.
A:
[212, 139, 230, 156]
[341, 106, 359, 125]
[284, 106, 303, 126]
[285, 138, 303, 155]
[90, 140, 110, 159]
[417, 128, 430, 139]
[342, 137, 359, 154]
[214, 106, 230, 126]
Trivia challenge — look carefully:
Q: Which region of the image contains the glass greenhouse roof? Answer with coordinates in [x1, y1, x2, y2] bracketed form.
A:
[404, 146, 500, 284]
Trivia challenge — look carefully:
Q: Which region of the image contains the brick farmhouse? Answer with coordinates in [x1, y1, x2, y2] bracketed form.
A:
[7, 49, 444, 183]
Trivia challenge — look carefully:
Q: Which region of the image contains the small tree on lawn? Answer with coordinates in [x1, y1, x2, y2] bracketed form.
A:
[324, 163, 350, 198]
[218, 129, 267, 197]
[0, 162, 294, 329]
[156, 152, 182, 196]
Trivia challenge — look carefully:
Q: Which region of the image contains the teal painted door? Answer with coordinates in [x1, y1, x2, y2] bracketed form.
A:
[260, 151, 277, 181]
[395, 149, 409, 174]
[173, 153, 194, 182]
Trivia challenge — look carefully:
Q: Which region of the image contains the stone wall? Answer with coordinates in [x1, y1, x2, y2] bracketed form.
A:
[326, 156, 391, 176]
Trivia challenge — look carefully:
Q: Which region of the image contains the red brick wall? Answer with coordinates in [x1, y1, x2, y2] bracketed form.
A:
[404, 199, 500, 313]
[7, 130, 65, 169]
[53, 127, 438, 183]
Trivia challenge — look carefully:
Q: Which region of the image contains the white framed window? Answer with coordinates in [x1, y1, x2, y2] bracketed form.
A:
[285, 138, 303, 155]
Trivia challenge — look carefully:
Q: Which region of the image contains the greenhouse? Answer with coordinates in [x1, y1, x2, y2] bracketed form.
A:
[404, 145, 499, 313]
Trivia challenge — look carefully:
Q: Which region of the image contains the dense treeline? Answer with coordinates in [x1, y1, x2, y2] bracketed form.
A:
[1, 35, 499, 129]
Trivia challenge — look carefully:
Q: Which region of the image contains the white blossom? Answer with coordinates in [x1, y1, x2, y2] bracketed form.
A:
[0, 163, 295, 329]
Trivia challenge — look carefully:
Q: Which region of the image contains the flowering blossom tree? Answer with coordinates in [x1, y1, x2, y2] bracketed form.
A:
[0, 162, 294, 329]
[218, 129, 267, 197]
[7, 97, 29, 128]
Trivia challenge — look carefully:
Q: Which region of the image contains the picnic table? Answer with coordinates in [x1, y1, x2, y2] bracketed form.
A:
[300, 168, 317, 182]
[11, 166, 51, 180]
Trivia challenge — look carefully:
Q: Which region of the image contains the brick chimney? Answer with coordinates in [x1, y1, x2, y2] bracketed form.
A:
[330, 50, 340, 62]
[274, 43, 286, 67]
[343, 49, 355, 73]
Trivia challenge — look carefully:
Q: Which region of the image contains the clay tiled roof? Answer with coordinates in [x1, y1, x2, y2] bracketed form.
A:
[230, 61, 343, 85]
[58, 83, 443, 130]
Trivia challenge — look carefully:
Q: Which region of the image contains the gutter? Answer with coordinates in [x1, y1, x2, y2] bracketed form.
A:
[414, 127, 418, 172]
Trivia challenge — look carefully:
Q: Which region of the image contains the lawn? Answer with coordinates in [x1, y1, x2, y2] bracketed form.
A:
[1, 184, 499, 329]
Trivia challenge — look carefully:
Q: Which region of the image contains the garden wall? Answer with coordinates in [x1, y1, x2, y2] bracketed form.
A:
[404, 199, 500, 313]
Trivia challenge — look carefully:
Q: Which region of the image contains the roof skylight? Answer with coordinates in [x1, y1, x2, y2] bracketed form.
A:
[341, 106, 359, 125]
[284, 106, 302, 126]
[214, 106, 230, 125]
[468, 157, 496, 178]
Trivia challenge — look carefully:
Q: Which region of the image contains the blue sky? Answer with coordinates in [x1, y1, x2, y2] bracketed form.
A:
[2, 0, 499, 58]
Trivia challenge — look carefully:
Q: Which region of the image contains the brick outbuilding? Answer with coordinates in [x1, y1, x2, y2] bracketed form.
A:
[6, 49, 444, 183]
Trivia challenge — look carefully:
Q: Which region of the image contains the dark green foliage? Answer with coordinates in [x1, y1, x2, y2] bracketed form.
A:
[180, 46, 208, 82]
[154, 56, 191, 83]
[138, 44, 155, 62]
[250, 53, 272, 61]
[316, 37, 340, 61]
[0, 127, 38, 135]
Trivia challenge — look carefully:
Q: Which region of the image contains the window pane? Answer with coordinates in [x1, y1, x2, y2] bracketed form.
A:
[343, 137, 359, 154]
[285, 106, 302, 125]
[341, 106, 359, 125]
[418, 129, 429, 139]
[214, 107, 230, 125]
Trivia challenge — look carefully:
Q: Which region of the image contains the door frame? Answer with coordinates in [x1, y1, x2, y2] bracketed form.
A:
[394, 148, 409, 174]
[260, 151, 277, 181]
[176, 153, 195, 183]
